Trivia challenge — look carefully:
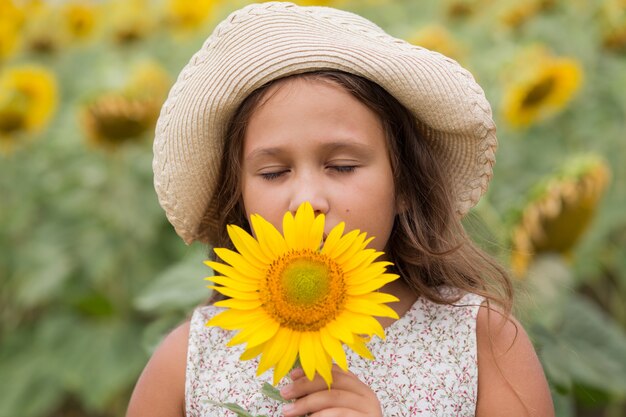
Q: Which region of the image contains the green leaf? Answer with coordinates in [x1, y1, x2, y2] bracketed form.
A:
[134, 246, 211, 313]
[205, 400, 268, 417]
[260, 382, 288, 404]
[536, 295, 626, 396]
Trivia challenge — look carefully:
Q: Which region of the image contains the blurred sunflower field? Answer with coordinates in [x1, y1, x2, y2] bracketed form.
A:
[1, 0, 626, 416]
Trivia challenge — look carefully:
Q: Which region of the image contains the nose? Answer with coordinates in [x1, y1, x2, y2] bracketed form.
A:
[288, 177, 330, 216]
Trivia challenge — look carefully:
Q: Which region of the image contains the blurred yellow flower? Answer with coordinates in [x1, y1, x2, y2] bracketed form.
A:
[125, 61, 172, 101]
[600, 0, 626, 52]
[21, 2, 67, 54]
[444, 0, 487, 19]
[61, 1, 98, 41]
[497, 0, 555, 30]
[0, 66, 58, 152]
[288, 0, 338, 5]
[81, 61, 170, 149]
[510, 156, 611, 277]
[0, 0, 24, 60]
[502, 48, 583, 128]
[165, 0, 215, 33]
[408, 24, 463, 61]
[107, 0, 154, 45]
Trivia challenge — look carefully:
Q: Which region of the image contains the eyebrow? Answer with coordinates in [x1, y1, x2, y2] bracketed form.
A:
[245, 140, 375, 162]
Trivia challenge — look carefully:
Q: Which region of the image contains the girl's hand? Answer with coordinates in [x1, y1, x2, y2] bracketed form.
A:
[280, 366, 383, 417]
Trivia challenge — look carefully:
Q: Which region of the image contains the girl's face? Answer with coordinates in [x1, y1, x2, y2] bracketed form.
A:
[241, 77, 397, 252]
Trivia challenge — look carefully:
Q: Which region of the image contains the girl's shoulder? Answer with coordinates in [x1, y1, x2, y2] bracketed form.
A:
[126, 321, 189, 417]
[474, 303, 555, 416]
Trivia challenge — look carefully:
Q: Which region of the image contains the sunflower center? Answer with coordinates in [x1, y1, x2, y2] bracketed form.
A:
[261, 250, 346, 332]
[522, 75, 556, 108]
[0, 92, 29, 134]
[0, 107, 27, 134]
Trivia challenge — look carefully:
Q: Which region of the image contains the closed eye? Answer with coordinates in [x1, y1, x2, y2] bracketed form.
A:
[260, 170, 289, 181]
[328, 165, 357, 173]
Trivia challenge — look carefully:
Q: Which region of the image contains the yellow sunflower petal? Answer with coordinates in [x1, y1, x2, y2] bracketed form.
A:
[204, 261, 260, 284]
[282, 211, 297, 248]
[228, 318, 280, 348]
[321, 221, 345, 255]
[347, 335, 374, 360]
[257, 327, 293, 378]
[294, 202, 316, 245]
[341, 249, 382, 273]
[208, 285, 259, 301]
[345, 298, 399, 319]
[327, 229, 361, 259]
[320, 327, 348, 371]
[347, 271, 396, 292]
[240, 342, 266, 361]
[340, 311, 385, 339]
[205, 275, 258, 292]
[335, 232, 368, 264]
[299, 331, 317, 381]
[325, 318, 355, 344]
[214, 248, 264, 277]
[308, 212, 325, 250]
[312, 334, 333, 387]
[213, 298, 263, 310]
[250, 214, 287, 258]
[274, 331, 300, 385]
[227, 224, 271, 267]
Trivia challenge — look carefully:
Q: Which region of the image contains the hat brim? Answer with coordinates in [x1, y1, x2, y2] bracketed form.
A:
[153, 2, 497, 245]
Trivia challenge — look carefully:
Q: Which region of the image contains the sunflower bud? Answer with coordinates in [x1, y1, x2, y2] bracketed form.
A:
[80, 61, 170, 149]
[510, 156, 611, 277]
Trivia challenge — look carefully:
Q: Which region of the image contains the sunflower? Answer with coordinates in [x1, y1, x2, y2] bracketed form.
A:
[600, 0, 626, 53]
[81, 94, 161, 149]
[0, 66, 58, 152]
[205, 202, 400, 387]
[502, 48, 583, 128]
[408, 24, 463, 61]
[0, 0, 24, 60]
[499, 2, 541, 29]
[510, 156, 611, 277]
[21, 2, 68, 54]
[445, 0, 485, 19]
[164, 0, 215, 33]
[81, 61, 170, 149]
[61, 1, 98, 41]
[107, 0, 154, 45]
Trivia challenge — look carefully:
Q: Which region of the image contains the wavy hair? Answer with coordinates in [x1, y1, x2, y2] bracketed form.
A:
[207, 70, 513, 312]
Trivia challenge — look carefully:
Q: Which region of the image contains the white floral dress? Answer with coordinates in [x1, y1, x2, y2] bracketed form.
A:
[185, 292, 483, 417]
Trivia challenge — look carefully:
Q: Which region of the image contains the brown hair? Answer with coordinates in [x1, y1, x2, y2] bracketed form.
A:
[208, 70, 513, 312]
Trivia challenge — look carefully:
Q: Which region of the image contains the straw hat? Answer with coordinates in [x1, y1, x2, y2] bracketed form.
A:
[153, 1, 497, 245]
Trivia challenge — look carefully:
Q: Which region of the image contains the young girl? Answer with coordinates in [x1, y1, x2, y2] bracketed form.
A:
[127, 2, 554, 416]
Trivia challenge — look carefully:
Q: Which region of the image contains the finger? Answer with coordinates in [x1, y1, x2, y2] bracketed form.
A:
[281, 389, 363, 417]
[283, 366, 370, 400]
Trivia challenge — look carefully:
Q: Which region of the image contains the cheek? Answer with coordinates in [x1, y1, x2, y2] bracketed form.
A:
[242, 186, 286, 232]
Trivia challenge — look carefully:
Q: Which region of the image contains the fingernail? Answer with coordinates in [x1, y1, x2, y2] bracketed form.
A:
[282, 403, 294, 413]
[280, 384, 293, 397]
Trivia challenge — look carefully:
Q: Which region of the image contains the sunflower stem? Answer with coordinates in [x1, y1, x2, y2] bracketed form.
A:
[260, 382, 288, 403]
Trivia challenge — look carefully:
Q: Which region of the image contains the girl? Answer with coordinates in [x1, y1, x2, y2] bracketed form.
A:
[127, 2, 554, 416]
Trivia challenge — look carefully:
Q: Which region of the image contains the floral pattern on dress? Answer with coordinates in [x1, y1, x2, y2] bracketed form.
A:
[185, 291, 483, 417]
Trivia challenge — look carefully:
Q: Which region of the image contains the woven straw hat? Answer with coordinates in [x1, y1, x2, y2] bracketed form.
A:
[153, 1, 497, 245]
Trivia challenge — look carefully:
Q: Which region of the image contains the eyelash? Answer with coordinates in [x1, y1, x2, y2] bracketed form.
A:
[259, 166, 357, 181]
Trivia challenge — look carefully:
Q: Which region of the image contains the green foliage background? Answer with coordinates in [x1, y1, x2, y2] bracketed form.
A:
[1, 0, 626, 416]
